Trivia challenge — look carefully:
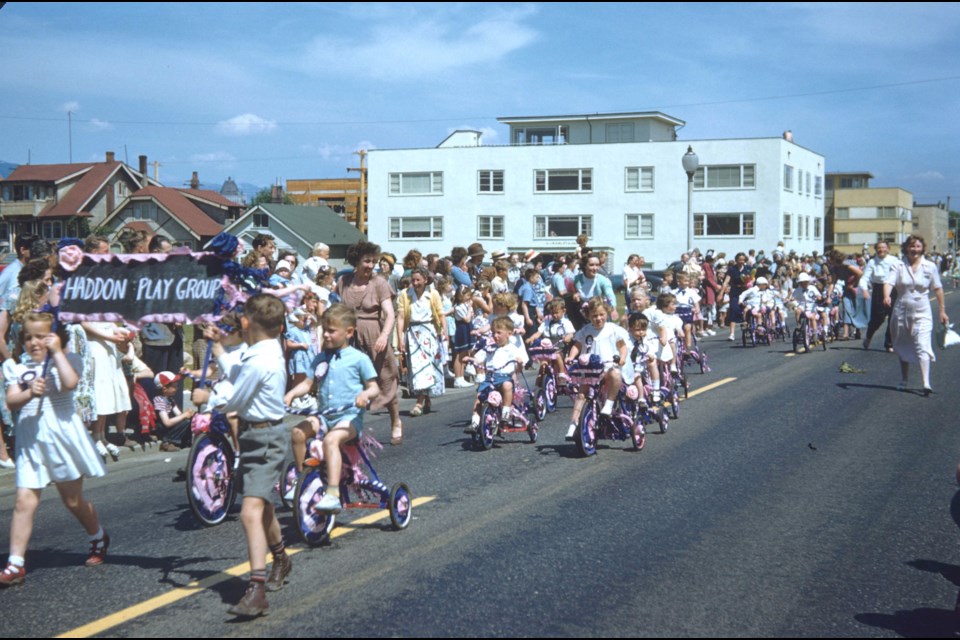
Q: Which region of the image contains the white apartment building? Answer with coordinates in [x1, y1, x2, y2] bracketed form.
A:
[367, 112, 826, 270]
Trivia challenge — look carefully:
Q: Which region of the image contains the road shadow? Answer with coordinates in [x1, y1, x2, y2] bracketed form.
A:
[535, 443, 592, 459]
[26, 547, 236, 590]
[835, 382, 932, 397]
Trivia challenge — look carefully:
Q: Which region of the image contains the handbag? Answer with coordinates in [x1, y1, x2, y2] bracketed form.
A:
[937, 323, 960, 350]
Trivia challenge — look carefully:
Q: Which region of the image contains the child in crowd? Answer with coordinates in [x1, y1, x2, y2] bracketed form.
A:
[628, 313, 660, 405]
[565, 298, 630, 440]
[1, 312, 108, 587]
[526, 298, 575, 381]
[644, 293, 681, 399]
[466, 315, 526, 433]
[285, 307, 315, 390]
[436, 276, 456, 380]
[283, 304, 379, 503]
[492, 292, 529, 366]
[739, 276, 771, 325]
[793, 273, 827, 336]
[190, 295, 291, 617]
[153, 371, 195, 452]
[673, 273, 701, 351]
[452, 284, 475, 388]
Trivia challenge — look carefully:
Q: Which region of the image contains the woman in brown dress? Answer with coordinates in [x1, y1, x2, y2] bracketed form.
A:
[337, 242, 404, 444]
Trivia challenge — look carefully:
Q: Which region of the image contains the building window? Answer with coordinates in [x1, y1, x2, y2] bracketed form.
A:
[835, 207, 849, 219]
[814, 218, 822, 240]
[624, 214, 654, 239]
[389, 172, 443, 196]
[806, 172, 812, 195]
[252, 212, 270, 228]
[783, 214, 792, 237]
[805, 216, 811, 239]
[815, 176, 823, 197]
[693, 165, 755, 189]
[798, 169, 803, 194]
[784, 165, 794, 191]
[478, 170, 504, 194]
[694, 213, 755, 237]
[534, 215, 592, 239]
[836, 233, 849, 244]
[839, 177, 867, 189]
[605, 123, 635, 143]
[625, 167, 655, 192]
[534, 169, 592, 193]
[513, 125, 568, 145]
[41, 221, 63, 239]
[389, 217, 443, 240]
[477, 215, 504, 240]
[878, 232, 896, 243]
[878, 207, 898, 219]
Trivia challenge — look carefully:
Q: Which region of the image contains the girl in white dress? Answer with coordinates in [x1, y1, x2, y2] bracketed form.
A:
[0, 312, 108, 587]
[82, 322, 133, 461]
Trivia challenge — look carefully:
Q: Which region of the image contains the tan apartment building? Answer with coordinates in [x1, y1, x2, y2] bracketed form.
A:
[825, 172, 913, 255]
[286, 178, 364, 229]
[912, 202, 950, 253]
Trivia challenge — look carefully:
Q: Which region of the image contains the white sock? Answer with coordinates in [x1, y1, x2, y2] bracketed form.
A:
[566, 423, 577, 437]
[471, 413, 480, 427]
[501, 407, 511, 421]
[88, 527, 104, 542]
[8, 555, 24, 567]
[601, 400, 614, 415]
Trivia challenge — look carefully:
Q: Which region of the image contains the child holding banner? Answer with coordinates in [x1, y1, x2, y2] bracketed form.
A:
[0, 312, 109, 587]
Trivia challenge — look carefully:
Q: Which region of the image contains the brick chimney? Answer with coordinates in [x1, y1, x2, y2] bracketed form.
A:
[191, 171, 200, 190]
[139, 155, 149, 187]
[105, 151, 115, 163]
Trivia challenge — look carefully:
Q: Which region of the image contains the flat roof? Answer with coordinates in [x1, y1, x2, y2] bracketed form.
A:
[497, 111, 686, 127]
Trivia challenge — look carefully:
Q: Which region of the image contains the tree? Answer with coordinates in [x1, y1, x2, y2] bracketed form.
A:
[251, 186, 294, 206]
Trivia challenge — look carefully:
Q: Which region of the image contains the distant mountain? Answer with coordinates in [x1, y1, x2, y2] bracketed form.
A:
[0, 162, 19, 179]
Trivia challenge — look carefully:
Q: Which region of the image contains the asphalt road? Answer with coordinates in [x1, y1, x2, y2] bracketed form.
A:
[3, 292, 960, 637]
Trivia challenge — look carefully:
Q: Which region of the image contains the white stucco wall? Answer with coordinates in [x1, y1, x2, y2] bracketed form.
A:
[368, 137, 825, 271]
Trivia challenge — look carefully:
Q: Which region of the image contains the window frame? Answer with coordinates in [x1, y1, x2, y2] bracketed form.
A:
[533, 215, 592, 239]
[693, 212, 756, 238]
[478, 170, 504, 194]
[534, 168, 592, 194]
[625, 166, 655, 192]
[692, 164, 756, 190]
[389, 216, 444, 241]
[624, 213, 655, 239]
[477, 215, 505, 240]
[784, 164, 794, 192]
[388, 171, 444, 197]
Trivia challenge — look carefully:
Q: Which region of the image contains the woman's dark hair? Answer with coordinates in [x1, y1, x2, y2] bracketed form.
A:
[901, 234, 926, 256]
[18, 258, 51, 287]
[345, 241, 381, 267]
[409, 266, 431, 284]
[450, 246, 468, 266]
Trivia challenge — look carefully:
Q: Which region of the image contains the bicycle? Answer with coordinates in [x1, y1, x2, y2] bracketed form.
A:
[185, 411, 239, 527]
[568, 357, 643, 456]
[472, 366, 541, 451]
[528, 339, 576, 420]
[288, 404, 413, 547]
[792, 312, 828, 354]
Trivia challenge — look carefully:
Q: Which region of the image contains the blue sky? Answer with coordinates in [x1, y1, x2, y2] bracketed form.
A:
[1, 2, 959, 204]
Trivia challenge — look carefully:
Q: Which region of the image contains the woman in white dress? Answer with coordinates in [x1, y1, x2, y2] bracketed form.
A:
[82, 322, 133, 460]
[883, 235, 949, 395]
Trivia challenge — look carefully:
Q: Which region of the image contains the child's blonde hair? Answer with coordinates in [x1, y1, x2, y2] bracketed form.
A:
[13, 279, 49, 325]
[585, 297, 612, 317]
[492, 292, 517, 311]
[491, 315, 515, 333]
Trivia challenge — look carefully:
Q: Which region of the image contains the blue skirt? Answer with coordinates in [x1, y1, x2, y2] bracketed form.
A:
[453, 321, 473, 353]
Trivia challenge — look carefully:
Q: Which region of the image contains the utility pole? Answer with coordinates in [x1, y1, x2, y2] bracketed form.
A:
[347, 149, 367, 234]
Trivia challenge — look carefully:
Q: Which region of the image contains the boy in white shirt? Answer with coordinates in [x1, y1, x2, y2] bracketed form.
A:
[672, 273, 701, 351]
[466, 316, 526, 433]
[565, 298, 630, 440]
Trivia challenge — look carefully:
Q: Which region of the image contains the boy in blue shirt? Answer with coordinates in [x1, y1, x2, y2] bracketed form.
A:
[284, 304, 379, 513]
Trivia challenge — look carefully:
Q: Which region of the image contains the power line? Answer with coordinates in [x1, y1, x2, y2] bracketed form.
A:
[2, 75, 959, 127]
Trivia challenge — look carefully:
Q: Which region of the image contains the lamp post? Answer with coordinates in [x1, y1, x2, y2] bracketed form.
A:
[682, 146, 699, 254]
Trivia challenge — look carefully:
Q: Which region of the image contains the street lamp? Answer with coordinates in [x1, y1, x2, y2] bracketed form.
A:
[682, 146, 699, 253]
[899, 209, 909, 247]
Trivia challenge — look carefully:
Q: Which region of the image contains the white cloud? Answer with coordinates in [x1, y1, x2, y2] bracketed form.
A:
[301, 6, 538, 80]
[913, 171, 945, 181]
[87, 118, 113, 132]
[190, 151, 237, 165]
[216, 113, 277, 136]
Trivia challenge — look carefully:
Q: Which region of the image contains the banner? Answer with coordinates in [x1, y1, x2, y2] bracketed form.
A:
[58, 252, 226, 326]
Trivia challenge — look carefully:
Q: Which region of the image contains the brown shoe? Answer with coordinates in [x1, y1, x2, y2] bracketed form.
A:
[227, 581, 269, 617]
[265, 553, 292, 592]
[159, 442, 180, 453]
[85, 531, 110, 567]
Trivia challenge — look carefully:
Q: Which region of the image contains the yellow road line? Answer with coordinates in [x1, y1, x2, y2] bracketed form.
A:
[684, 377, 736, 399]
[57, 496, 436, 639]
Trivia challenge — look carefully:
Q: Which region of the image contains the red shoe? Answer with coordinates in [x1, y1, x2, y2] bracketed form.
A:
[86, 532, 110, 567]
[0, 563, 25, 587]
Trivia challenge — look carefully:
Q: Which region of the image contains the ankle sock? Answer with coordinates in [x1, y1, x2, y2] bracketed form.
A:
[269, 541, 286, 561]
[601, 400, 614, 415]
[250, 569, 267, 585]
[8, 555, 24, 568]
[88, 527, 104, 543]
